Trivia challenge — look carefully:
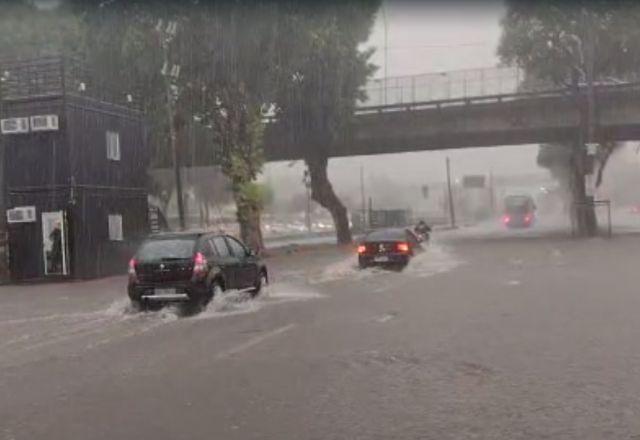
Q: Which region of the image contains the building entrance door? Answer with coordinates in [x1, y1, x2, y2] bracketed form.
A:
[42, 211, 69, 276]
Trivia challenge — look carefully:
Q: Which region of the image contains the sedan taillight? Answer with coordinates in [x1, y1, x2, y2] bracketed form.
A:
[397, 242, 410, 253]
[357, 245, 367, 254]
[128, 258, 137, 282]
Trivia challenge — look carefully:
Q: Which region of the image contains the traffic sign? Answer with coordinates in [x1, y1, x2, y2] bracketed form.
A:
[462, 175, 485, 188]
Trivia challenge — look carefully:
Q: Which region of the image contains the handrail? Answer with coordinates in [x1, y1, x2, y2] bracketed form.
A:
[355, 81, 640, 114]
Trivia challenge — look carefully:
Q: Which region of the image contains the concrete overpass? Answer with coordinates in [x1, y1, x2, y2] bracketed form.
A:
[264, 67, 640, 161]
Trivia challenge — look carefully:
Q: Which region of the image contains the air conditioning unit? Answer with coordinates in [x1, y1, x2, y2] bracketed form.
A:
[1, 117, 29, 134]
[30, 114, 59, 132]
[6, 206, 36, 224]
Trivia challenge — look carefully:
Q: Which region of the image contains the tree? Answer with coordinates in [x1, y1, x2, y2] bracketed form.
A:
[0, 1, 85, 59]
[68, 1, 279, 251]
[183, 1, 280, 252]
[274, 0, 380, 245]
[498, 1, 640, 233]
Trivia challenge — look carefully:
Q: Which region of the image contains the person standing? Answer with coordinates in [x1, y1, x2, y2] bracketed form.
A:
[49, 222, 62, 273]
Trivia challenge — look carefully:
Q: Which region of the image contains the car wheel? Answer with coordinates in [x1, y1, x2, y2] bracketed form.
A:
[182, 287, 211, 316]
[251, 271, 268, 297]
[210, 281, 224, 301]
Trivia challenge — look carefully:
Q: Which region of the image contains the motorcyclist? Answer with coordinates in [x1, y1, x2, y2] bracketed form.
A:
[414, 220, 432, 240]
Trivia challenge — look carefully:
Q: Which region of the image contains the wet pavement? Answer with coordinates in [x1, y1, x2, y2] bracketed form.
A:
[2, 230, 640, 439]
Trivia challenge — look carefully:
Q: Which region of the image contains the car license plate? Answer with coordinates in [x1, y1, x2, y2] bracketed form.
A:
[155, 288, 177, 296]
[374, 256, 389, 263]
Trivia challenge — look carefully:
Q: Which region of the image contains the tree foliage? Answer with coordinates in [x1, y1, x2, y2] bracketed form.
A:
[499, 1, 640, 87]
[0, 1, 85, 58]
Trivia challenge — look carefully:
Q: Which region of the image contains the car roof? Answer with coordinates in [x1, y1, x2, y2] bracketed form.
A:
[146, 230, 223, 240]
[364, 228, 409, 241]
[505, 194, 533, 200]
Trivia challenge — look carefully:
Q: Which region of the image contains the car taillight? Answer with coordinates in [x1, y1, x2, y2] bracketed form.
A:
[524, 214, 532, 222]
[128, 258, 137, 282]
[397, 242, 410, 253]
[193, 252, 207, 276]
[357, 245, 367, 254]
[503, 215, 511, 224]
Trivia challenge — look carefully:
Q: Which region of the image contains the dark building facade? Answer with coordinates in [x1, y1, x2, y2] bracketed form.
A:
[0, 56, 149, 280]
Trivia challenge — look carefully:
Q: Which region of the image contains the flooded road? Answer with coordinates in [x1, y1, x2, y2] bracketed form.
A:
[2, 233, 640, 439]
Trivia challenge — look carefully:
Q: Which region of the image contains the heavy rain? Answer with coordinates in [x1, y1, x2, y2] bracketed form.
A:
[3, 1, 640, 438]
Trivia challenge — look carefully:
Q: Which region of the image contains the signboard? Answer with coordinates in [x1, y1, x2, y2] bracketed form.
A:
[462, 175, 486, 189]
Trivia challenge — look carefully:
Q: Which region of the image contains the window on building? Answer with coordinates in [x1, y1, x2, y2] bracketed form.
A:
[108, 214, 123, 241]
[106, 131, 121, 161]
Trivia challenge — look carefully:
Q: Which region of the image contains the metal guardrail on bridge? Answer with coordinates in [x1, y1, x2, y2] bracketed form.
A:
[359, 66, 524, 107]
[355, 78, 640, 115]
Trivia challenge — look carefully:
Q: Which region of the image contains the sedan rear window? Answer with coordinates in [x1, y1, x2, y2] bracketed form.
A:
[136, 239, 196, 261]
[365, 229, 407, 241]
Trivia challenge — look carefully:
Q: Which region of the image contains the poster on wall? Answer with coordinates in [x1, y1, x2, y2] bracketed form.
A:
[42, 211, 68, 276]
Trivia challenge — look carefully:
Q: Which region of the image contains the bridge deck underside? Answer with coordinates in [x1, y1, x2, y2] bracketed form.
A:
[264, 87, 640, 161]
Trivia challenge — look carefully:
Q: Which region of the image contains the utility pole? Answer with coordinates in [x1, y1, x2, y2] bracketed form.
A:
[583, 9, 598, 236]
[446, 157, 456, 228]
[303, 169, 312, 233]
[360, 164, 366, 229]
[488, 169, 495, 214]
[382, 3, 388, 105]
[158, 19, 185, 230]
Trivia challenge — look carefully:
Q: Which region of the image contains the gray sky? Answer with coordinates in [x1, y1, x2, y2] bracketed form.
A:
[265, 1, 542, 201]
[367, 0, 505, 77]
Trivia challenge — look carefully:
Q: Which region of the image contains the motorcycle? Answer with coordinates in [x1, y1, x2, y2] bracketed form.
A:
[414, 229, 430, 243]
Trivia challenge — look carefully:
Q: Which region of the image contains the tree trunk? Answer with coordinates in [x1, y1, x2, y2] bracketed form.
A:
[306, 155, 352, 245]
[570, 147, 597, 236]
[234, 191, 265, 253]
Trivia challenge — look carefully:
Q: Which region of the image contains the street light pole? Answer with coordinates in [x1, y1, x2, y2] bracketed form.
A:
[382, 2, 388, 106]
[158, 20, 186, 231]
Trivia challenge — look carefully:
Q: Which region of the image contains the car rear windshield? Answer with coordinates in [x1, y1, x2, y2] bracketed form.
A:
[136, 238, 196, 261]
[365, 229, 406, 241]
[505, 196, 533, 213]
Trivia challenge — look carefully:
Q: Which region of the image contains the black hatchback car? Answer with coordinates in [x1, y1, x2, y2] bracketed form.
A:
[128, 232, 268, 312]
[357, 228, 423, 269]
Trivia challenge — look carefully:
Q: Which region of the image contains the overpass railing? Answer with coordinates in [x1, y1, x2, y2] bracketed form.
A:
[359, 66, 524, 107]
[355, 80, 640, 115]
